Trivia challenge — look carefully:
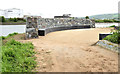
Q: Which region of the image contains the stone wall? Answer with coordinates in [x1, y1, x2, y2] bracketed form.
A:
[26, 17, 95, 39]
[38, 25, 91, 36]
[96, 40, 119, 53]
[38, 18, 95, 29]
[26, 16, 39, 39]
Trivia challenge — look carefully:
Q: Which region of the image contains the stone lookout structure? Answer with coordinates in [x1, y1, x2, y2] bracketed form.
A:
[26, 16, 95, 39]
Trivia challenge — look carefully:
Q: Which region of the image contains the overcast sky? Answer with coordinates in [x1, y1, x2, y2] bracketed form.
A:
[0, 0, 120, 18]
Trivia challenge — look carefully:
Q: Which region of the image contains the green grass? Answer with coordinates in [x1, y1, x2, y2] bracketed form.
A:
[0, 32, 18, 40]
[2, 39, 36, 72]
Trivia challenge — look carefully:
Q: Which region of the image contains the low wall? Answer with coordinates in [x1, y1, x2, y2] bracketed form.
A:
[38, 18, 95, 29]
[26, 17, 38, 39]
[96, 40, 119, 53]
[38, 25, 91, 36]
[26, 16, 95, 39]
[99, 33, 112, 40]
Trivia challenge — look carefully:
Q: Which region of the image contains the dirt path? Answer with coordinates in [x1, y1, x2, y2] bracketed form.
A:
[22, 28, 118, 72]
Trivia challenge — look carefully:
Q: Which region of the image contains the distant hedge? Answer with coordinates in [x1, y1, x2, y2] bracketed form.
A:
[95, 19, 120, 23]
[0, 16, 26, 23]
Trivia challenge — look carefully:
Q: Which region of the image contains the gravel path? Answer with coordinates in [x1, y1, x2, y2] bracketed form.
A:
[24, 28, 118, 72]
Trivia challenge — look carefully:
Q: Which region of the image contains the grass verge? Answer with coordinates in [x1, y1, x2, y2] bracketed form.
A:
[2, 39, 36, 72]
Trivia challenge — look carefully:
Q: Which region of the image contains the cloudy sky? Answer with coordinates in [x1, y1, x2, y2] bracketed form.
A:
[0, 0, 119, 18]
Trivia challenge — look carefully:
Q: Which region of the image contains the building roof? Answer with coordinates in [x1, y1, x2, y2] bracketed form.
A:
[0, 9, 4, 11]
[6, 8, 21, 10]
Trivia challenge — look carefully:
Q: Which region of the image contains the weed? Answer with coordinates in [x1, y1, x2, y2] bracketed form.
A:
[2, 39, 36, 72]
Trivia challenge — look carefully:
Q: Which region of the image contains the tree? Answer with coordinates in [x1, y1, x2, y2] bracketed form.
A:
[9, 18, 14, 21]
[0, 17, 1, 22]
[23, 19, 26, 22]
[85, 16, 89, 19]
[1, 16, 6, 22]
[13, 18, 18, 22]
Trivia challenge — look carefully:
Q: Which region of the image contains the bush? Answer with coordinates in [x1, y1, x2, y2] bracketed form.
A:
[85, 16, 89, 19]
[95, 20, 104, 23]
[0, 36, 6, 40]
[7, 18, 26, 23]
[8, 18, 14, 22]
[103, 19, 114, 23]
[17, 18, 26, 22]
[103, 28, 120, 44]
[8, 32, 18, 37]
[23, 19, 26, 22]
[13, 18, 18, 22]
[2, 39, 36, 72]
[109, 25, 115, 27]
[112, 19, 120, 23]
[95, 19, 120, 23]
[17, 18, 24, 20]
[1, 16, 6, 22]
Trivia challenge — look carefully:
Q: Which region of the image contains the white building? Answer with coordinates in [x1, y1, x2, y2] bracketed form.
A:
[0, 8, 23, 18]
[0, 9, 5, 16]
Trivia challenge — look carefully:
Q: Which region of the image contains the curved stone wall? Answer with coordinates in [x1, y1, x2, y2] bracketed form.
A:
[26, 16, 95, 38]
[38, 25, 91, 36]
[38, 18, 95, 29]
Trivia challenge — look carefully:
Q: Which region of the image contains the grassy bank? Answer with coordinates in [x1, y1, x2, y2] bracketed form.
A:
[1, 33, 37, 72]
[2, 39, 36, 72]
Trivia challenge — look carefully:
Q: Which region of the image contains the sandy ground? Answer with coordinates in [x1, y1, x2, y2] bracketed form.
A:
[20, 28, 118, 72]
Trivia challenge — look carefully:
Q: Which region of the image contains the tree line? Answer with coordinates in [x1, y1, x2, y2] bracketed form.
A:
[85, 16, 120, 23]
[0, 16, 26, 22]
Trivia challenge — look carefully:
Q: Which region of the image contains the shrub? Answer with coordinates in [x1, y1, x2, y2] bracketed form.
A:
[103, 28, 120, 44]
[8, 18, 14, 22]
[103, 19, 114, 23]
[2, 39, 36, 72]
[13, 18, 18, 22]
[85, 16, 89, 19]
[95, 19, 120, 23]
[113, 19, 120, 23]
[1, 16, 6, 22]
[16, 18, 26, 22]
[95, 20, 104, 23]
[8, 18, 26, 22]
[17, 18, 24, 20]
[23, 19, 26, 22]
[109, 25, 115, 27]
[0, 36, 6, 40]
[8, 32, 18, 37]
